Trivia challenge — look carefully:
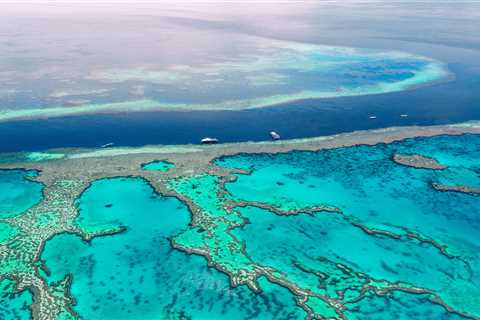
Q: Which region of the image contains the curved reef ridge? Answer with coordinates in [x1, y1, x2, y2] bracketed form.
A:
[0, 121, 479, 320]
[0, 39, 450, 122]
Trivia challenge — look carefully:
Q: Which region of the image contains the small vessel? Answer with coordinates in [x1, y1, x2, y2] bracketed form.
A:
[400, 114, 409, 118]
[270, 131, 281, 140]
[368, 115, 377, 119]
[100, 142, 114, 148]
[201, 137, 219, 144]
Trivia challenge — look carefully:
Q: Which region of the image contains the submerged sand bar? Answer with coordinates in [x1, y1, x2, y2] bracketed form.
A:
[0, 39, 450, 122]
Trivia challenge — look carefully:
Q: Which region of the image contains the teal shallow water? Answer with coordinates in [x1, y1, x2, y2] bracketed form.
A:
[344, 291, 464, 320]
[0, 279, 32, 320]
[41, 177, 304, 319]
[233, 206, 465, 319]
[216, 134, 480, 316]
[0, 169, 43, 218]
[0, 221, 17, 244]
[33, 134, 480, 319]
[141, 160, 175, 172]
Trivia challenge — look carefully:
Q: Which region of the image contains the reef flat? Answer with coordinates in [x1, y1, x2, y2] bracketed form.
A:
[392, 153, 448, 170]
[0, 39, 450, 123]
[432, 183, 480, 196]
[0, 122, 479, 319]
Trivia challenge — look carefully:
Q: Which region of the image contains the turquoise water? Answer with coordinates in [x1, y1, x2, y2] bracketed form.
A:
[0, 169, 43, 218]
[41, 177, 305, 319]
[233, 206, 465, 319]
[344, 291, 464, 320]
[32, 134, 480, 318]
[141, 160, 175, 172]
[216, 134, 480, 316]
[0, 221, 17, 243]
[0, 279, 33, 320]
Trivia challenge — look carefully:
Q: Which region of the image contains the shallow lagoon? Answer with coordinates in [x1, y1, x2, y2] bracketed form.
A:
[34, 134, 480, 319]
[344, 291, 464, 320]
[0, 169, 43, 218]
[0, 279, 32, 320]
[141, 160, 175, 172]
[216, 134, 480, 316]
[233, 206, 466, 319]
[41, 177, 304, 319]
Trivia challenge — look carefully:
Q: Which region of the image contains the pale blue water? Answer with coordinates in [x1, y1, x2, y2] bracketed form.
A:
[0, 23, 447, 113]
[0, 169, 43, 218]
[41, 177, 304, 319]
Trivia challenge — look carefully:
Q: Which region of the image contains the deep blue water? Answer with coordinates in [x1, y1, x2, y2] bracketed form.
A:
[0, 64, 479, 153]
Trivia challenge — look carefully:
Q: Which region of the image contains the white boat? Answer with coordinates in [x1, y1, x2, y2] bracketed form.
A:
[201, 137, 219, 144]
[100, 142, 114, 148]
[368, 115, 377, 119]
[400, 114, 409, 118]
[270, 131, 281, 140]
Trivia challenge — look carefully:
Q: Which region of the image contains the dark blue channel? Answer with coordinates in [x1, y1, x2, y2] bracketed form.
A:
[1, 64, 479, 153]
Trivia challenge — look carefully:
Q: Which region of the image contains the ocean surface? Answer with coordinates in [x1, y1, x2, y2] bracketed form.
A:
[0, 2, 479, 151]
